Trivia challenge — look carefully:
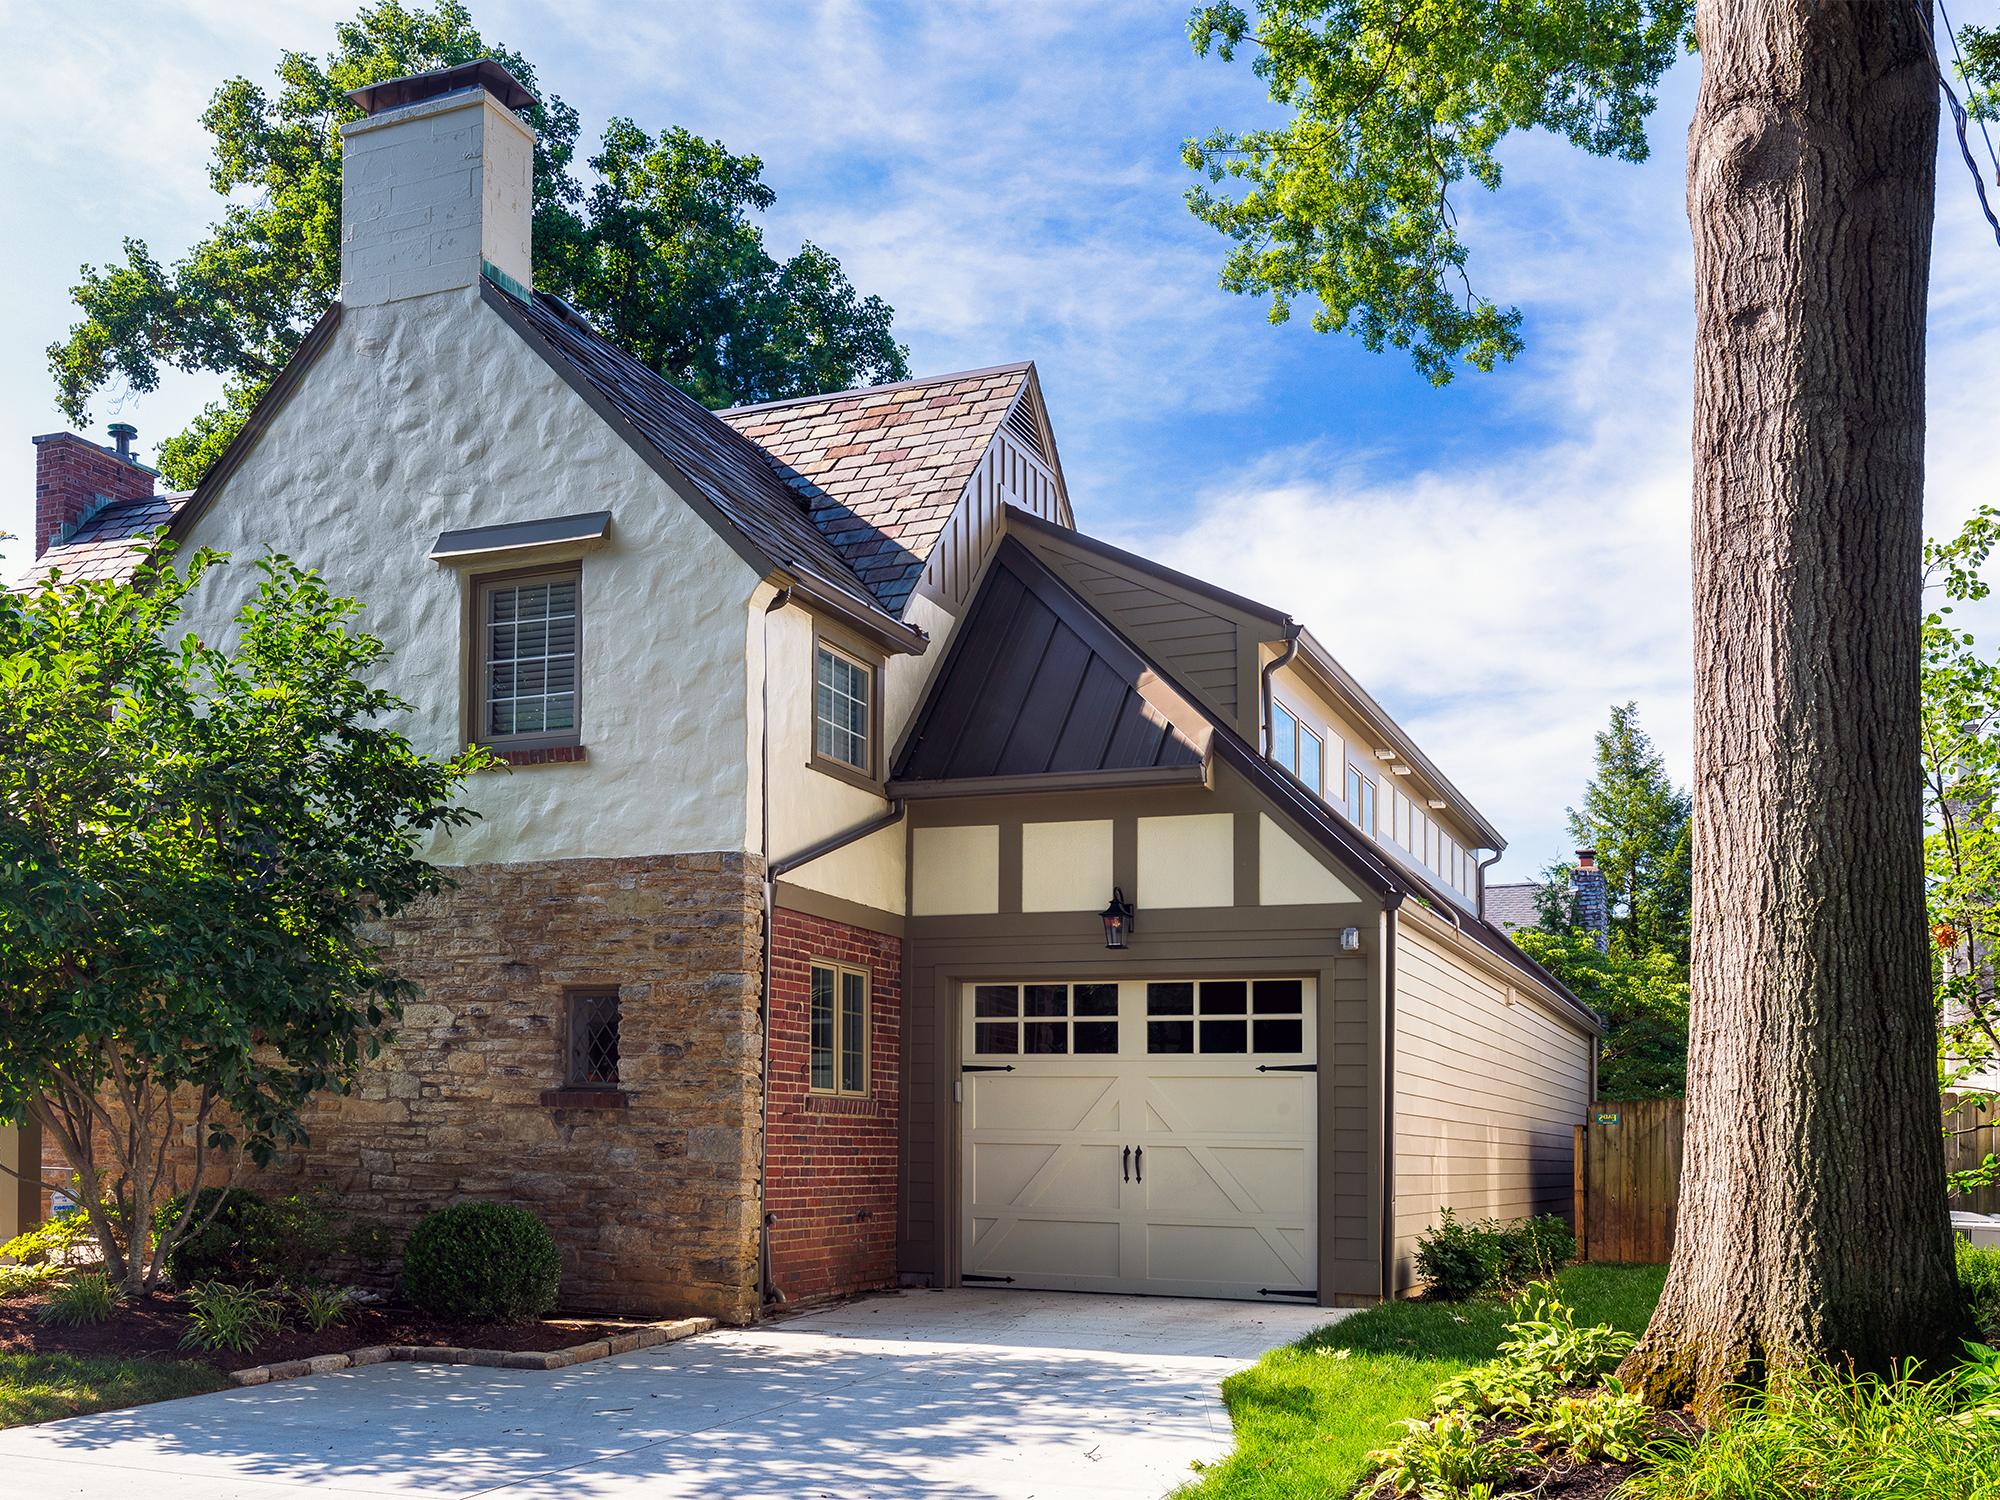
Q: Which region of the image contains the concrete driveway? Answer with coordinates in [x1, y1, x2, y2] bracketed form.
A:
[0, 1289, 1343, 1498]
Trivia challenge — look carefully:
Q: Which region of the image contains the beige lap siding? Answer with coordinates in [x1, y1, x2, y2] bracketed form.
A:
[1391, 924, 1592, 1293]
[766, 908, 902, 1305]
[75, 854, 768, 1323]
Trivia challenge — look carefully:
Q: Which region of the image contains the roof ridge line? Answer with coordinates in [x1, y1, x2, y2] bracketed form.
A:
[719, 362, 1033, 416]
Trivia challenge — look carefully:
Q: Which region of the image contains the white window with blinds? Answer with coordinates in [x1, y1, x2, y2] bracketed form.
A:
[475, 569, 580, 749]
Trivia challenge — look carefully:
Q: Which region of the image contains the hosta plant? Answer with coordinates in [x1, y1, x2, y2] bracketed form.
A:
[1365, 1408, 1532, 1499]
[1525, 1378, 1655, 1462]
[1494, 1281, 1634, 1387]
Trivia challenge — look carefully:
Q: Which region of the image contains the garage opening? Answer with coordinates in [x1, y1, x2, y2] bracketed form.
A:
[959, 977, 1317, 1300]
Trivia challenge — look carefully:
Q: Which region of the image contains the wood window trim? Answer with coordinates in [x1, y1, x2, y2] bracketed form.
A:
[809, 629, 884, 791]
[468, 563, 584, 755]
[808, 958, 871, 1098]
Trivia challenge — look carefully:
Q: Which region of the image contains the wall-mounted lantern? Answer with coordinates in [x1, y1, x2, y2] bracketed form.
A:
[1340, 926, 1361, 952]
[1100, 888, 1136, 949]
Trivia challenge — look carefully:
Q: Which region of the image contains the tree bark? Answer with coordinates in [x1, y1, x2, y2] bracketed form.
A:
[1621, 0, 1965, 1412]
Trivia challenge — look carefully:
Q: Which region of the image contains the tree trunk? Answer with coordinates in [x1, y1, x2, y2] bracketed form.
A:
[1621, 0, 1965, 1412]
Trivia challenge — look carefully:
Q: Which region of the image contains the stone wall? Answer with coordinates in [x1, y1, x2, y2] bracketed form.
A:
[765, 907, 901, 1305]
[69, 852, 770, 1322]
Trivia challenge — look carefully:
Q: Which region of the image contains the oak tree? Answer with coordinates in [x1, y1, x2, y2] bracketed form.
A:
[1189, 0, 1969, 1407]
[48, 0, 909, 488]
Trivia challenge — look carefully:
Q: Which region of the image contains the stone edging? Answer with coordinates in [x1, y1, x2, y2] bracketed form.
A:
[227, 1316, 716, 1387]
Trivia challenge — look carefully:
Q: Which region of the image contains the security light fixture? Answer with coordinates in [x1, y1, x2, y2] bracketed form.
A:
[1428, 798, 1449, 810]
[1340, 927, 1361, 951]
[1100, 888, 1135, 949]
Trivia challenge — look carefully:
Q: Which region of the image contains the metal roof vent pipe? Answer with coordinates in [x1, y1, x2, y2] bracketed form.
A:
[108, 423, 136, 463]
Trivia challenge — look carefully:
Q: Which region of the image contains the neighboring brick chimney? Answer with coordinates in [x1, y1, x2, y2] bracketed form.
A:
[339, 58, 537, 309]
[31, 425, 156, 559]
[1571, 848, 1610, 953]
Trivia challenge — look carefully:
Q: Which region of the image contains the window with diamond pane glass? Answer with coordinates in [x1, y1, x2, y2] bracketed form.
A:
[567, 989, 620, 1087]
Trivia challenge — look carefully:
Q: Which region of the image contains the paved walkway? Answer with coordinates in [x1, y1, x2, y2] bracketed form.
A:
[0, 1289, 1344, 1498]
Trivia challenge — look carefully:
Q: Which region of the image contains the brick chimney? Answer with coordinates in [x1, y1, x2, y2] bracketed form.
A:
[339, 58, 537, 309]
[1571, 848, 1610, 953]
[31, 425, 156, 559]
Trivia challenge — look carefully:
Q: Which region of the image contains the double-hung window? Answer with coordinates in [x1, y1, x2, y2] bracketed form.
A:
[814, 642, 874, 778]
[475, 569, 580, 749]
[809, 960, 869, 1096]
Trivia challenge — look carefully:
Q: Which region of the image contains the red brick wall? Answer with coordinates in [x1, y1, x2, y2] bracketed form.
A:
[32, 432, 155, 558]
[767, 906, 901, 1305]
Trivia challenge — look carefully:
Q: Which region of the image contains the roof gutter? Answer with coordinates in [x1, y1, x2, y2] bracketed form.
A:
[1260, 621, 1303, 763]
[776, 573, 929, 658]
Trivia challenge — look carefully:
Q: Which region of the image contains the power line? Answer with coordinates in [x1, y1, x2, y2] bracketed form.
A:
[1938, 0, 2000, 184]
[1919, 0, 2000, 247]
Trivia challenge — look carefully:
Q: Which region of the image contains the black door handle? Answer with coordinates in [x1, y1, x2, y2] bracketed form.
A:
[1122, 1145, 1131, 1182]
[1134, 1147, 1143, 1183]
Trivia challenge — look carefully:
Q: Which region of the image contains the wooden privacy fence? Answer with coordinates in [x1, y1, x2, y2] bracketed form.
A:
[1573, 1098, 1683, 1264]
[1574, 1094, 1999, 1263]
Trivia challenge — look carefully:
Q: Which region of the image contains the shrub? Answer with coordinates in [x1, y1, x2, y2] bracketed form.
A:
[403, 1202, 560, 1323]
[180, 1281, 287, 1353]
[1959, 1234, 2000, 1336]
[1414, 1210, 1492, 1302]
[1, 1206, 100, 1267]
[155, 1188, 341, 1286]
[294, 1283, 358, 1332]
[1525, 1377, 1654, 1462]
[1365, 1408, 1532, 1498]
[38, 1271, 116, 1325]
[1415, 1211, 1579, 1301]
[0, 1261, 63, 1296]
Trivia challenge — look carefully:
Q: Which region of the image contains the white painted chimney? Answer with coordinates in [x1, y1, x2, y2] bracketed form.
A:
[338, 59, 537, 309]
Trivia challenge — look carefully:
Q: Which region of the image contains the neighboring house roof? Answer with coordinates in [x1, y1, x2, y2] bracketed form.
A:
[890, 537, 1209, 797]
[721, 365, 1055, 619]
[19, 492, 188, 584]
[1483, 881, 1545, 934]
[482, 282, 923, 651]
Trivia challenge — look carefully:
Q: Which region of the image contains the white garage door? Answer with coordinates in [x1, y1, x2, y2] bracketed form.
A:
[960, 977, 1317, 1301]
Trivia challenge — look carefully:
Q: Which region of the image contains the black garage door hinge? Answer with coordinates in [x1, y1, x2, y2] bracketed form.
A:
[962, 1064, 1015, 1073]
[1256, 1063, 1317, 1073]
[1258, 1286, 1318, 1298]
[962, 1273, 1016, 1284]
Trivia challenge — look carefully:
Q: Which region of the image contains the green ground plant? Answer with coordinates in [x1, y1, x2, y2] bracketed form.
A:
[1959, 1234, 2000, 1335]
[36, 1271, 116, 1327]
[293, 1283, 357, 1333]
[179, 1281, 287, 1353]
[1523, 1378, 1654, 1463]
[1363, 1407, 1531, 1499]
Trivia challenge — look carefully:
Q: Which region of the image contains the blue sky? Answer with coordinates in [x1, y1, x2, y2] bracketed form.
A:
[3, 0, 1997, 878]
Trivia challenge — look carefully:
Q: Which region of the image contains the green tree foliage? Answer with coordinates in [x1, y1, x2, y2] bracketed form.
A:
[1962, 22, 2000, 121]
[1538, 703, 1692, 964]
[48, 0, 909, 488]
[1182, 0, 1691, 384]
[1920, 507, 2000, 1197]
[0, 548, 487, 1291]
[1515, 927, 1689, 1097]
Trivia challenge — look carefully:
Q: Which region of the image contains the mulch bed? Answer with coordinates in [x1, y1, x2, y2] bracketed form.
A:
[0, 1289, 642, 1374]
[1362, 1394, 1701, 1500]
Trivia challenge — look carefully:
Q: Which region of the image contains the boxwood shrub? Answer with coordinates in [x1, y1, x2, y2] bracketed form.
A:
[403, 1201, 561, 1323]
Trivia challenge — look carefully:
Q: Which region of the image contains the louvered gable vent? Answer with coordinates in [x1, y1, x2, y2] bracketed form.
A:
[1005, 392, 1048, 462]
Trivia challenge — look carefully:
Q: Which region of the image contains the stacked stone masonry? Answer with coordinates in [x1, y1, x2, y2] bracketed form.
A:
[765, 907, 902, 1306]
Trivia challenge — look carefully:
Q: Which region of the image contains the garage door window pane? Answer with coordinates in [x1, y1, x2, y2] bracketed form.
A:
[1254, 1019, 1304, 1053]
[1201, 1019, 1248, 1053]
[1024, 984, 1068, 1017]
[1074, 1021, 1118, 1054]
[974, 985, 1018, 1018]
[1147, 982, 1194, 1016]
[1200, 981, 1247, 1015]
[1253, 980, 1304, 1013]
[975, 1022, 1018, 1054]
[1073, 984, 1118, 1017]
[1024, 1021, 1068, 1054]
[1148, 1020, 1195, 1053]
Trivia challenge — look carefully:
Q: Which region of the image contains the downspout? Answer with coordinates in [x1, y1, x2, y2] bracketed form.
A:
[1380, 893, 1403, 1302]
[1259, 621, 1303, 758]
[1475, 849, 1502, 921]
[757, 587, 791, 1310]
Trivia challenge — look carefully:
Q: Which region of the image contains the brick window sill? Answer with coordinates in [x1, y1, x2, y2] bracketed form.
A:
[538, 1088, 627, 1110]
[488, 745, 588, 767]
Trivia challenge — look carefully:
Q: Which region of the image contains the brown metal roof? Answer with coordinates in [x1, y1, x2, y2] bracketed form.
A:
[720, 365, 1036, 617]
[891, 538, 1207, 791]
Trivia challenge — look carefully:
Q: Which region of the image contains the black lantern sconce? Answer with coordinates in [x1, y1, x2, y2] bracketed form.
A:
[1100, 887, 1135, 949]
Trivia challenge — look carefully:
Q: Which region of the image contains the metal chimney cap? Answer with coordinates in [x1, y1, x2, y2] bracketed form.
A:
[347, 58, 538, 118]
[107, 422, 137, 460]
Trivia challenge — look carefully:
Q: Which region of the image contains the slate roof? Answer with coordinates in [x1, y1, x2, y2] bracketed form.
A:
[892, 537, 1208, 790]
[484, 284, 916, 638]
[1483, 881, 1545, 934]
[15, 492, 188, 586]
[720, 365, 1036, 617]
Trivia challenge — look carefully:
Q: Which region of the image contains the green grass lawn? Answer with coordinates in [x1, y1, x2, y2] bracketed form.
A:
[1180, 1263, 1667, 1500]
[0, 1353, 226, 1429]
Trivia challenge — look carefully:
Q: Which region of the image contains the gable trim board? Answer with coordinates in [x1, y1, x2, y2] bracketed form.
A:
[478, 276, 928, 658]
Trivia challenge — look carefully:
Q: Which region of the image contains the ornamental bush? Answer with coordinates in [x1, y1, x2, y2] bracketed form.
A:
[403, 1202, 561, 1323]
[1414, 1210, 1579, 1301]
[154, 1188, 340, 1287]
